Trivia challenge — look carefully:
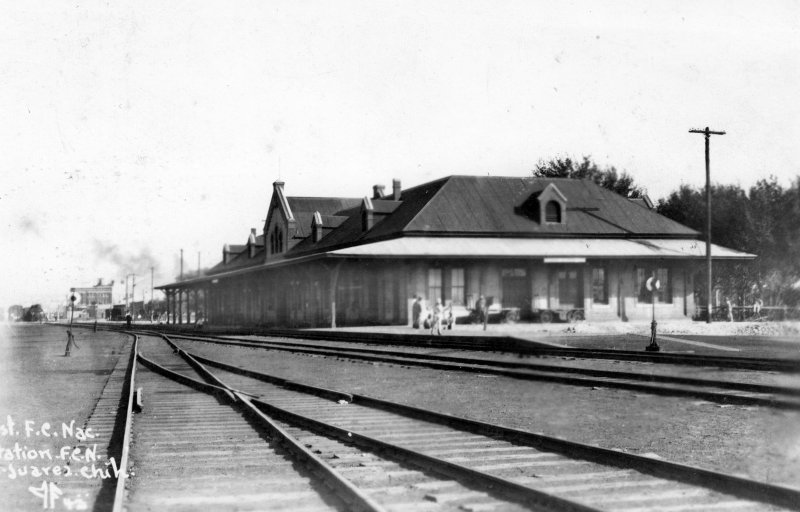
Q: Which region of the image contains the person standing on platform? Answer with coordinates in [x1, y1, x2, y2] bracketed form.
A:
[444, 301, 454, 330]
[412, 296, 422, 329]
[431, 298, 443, 335]
[126, 312, 132, 329]
[64, 329, 79, 357]
[477, 295, 488, 331]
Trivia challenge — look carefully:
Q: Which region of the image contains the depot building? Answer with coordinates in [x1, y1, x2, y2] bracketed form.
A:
[158, 175, 754, 327]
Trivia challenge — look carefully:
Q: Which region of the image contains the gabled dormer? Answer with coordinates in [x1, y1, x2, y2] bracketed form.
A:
[312, 211, 323, 243]
[361, 196, 375, 231]
[538, 183, 567, 224]
[264, 181, 295, 260]
[516, 182, 568, 225]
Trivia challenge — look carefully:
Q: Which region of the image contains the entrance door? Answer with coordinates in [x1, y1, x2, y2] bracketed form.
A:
[557, 269, 583, 309]
[501, 268, 528, 309]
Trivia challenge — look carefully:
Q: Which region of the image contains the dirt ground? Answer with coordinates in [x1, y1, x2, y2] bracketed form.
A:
[0, 324, 131, 511]
[175, 337, 800, 490]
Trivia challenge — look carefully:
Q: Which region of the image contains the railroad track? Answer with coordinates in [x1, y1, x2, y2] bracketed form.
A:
[74, 323, 800, 372]
[156, 332, 800, 410]
[199, 328, 800, 373]
[123, 331, 800, 511]
[133, 334, 569, 511]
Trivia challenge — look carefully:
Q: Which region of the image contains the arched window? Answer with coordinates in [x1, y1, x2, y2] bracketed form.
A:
[545, 201, 561, 223]
[270, 227, 284, 254]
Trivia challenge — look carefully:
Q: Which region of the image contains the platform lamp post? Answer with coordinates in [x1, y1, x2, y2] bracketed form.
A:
[645, 275, 661, 352]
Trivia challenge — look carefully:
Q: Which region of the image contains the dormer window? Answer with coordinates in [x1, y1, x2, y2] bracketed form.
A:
[545, 201, 561, 223]
[535, 183, 567, 225]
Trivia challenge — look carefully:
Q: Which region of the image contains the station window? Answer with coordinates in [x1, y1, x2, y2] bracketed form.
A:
[427, 268, 442, 303]
[450, 268, 465, 305]
[592, 267, 608, 304]
[636, 267, 672, 304]
[270, 226, 284, 254]
[545, 201, 561, 223]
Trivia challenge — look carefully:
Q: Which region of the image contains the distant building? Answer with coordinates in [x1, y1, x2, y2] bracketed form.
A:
[8, 305, 24, 322]
[160, 175, 755, 327]
[72, 279, 115, 319]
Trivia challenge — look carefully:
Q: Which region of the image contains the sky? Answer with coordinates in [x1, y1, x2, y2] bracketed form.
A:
[1, 0, 798, 310]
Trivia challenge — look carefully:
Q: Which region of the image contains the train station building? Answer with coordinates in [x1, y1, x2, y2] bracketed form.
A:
[158, 175, 754, 327]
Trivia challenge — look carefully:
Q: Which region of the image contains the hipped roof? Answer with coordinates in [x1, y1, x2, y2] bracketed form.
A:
[161, 175, 748, 289]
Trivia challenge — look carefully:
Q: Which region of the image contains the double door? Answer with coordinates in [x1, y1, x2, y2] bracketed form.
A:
[553, 268, 583, 309]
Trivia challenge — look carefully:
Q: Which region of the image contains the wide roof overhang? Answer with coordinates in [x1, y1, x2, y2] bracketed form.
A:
[158, 236, 754, 289]
[328, 237, 756, 260]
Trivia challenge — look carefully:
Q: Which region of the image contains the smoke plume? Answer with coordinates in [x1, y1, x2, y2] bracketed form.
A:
[91, 239, 162, 281]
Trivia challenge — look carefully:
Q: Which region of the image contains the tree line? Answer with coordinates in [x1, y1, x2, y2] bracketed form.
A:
[533, 157, 800, 308]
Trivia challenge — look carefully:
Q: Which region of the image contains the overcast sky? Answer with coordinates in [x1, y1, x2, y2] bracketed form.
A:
[1, 1, 798, 309]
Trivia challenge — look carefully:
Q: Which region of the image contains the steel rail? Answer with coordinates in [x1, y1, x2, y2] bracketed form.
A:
[233, 392, 390, 512]
[172, 332, 797, 396]
[110, 334, 138, 512]
[225, 328, 800, 372]
[189, 352, 800, 511]
[170, 334, 800, 410]
[143, 336, 602, 512]
[57, 323, 800, 372]
[134, 351, 386, 512]
[249, 397, 602, 512]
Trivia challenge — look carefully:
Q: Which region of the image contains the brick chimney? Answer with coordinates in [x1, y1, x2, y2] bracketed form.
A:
[372, 184, 385, 199]
[248, 228, 257, 258]
[223, 243, 231, 264]
[392, 179, 401, 200]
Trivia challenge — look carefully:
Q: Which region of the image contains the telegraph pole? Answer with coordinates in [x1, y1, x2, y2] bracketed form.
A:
[689, 127, 726, 323]
[131, 274, 136, 318]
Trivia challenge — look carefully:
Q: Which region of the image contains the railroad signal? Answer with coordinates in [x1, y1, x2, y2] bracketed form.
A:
[645, 274, 661, 352]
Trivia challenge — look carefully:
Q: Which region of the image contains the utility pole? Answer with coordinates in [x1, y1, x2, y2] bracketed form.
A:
[689, 127, 726, 323]
[131, 274, 136, 317]
[125, 273, 137, 313]
[150, 266, 154, 321]
[197, 251, 201, 276]
[180, 249, 184, 280]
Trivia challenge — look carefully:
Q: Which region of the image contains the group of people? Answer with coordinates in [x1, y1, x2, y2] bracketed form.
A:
[412, 294, 489, 335]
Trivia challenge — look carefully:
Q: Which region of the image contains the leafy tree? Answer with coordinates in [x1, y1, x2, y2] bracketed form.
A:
[656, 176, 800, 309]
[533, 156, 645, 198]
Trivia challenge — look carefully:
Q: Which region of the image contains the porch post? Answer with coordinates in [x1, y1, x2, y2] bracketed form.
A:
[329, 261, 343, 328]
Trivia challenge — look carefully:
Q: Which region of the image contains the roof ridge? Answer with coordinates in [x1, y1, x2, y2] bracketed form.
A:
[287, 195, 361, 201]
